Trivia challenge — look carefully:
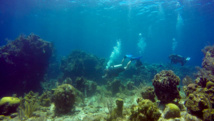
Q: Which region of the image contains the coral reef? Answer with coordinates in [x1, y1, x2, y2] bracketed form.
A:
[75, 77, 98, 97]
[203, 109, 214, 121]
[184, 83, 214, 120]
[123, 63, 196, 87]
[1, 40, 212, 121]
[183, 113, 202, 121]
[152, 70, 180, 103]
[195, 77, 210, 88]
[60, 50, 105, 82]
[163, 103, 180, 119]
[183, 45, 214, 121]
[204, 81, 214, 105]
[182, 75, 194, 86]
[115, 99, 123, 117]
[183, 83, 198, 96]
[0, 97, 20, 115]
[184, 91, 209, 119]
[0, 34, 53, 96]
[18, 91, 40, 119]
[202, 45, 214, 75]
[107, 98, 124, 121]
[83, 114, 107, 121]
[126, 81, 136, 90]
[39, 91, 52, 107]
[52, 84, 76, 114]
[141, 86, 155, 102]
[107, 79, 125, 95]
[196, 45, 214, 82]
[129, 98, 161, 121]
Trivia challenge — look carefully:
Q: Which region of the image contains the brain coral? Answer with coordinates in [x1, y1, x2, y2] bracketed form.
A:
[164, 103, 180, 119]
[152, 70, 180, 103]
[130, 98, 161, 121]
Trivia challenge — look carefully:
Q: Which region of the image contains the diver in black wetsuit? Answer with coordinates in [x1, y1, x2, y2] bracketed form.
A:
[169, 54, 190, 66]
[102, 55, 142, 78]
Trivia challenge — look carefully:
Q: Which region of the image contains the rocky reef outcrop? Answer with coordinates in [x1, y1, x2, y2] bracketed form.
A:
[0, 34, 53, 96]
[196, 45, 214, 82]
[75, 77, 98, 97]
[53, 84, 76, 115]
[141, 86, 155, 102]
[184, 45, 214, 121]
[185, 90, 209, 119]
[60, 50, 105, 82]
[202, 45, 214, 75]
[152, 70, 180, 103]
[107, 79, 125, 95]
[123, 63, 196, 86]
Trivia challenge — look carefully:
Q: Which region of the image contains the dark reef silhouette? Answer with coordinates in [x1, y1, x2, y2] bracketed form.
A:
[152, 70, 180, 103]
[0, 34, 53, 97]
[60, 50, 105, 83]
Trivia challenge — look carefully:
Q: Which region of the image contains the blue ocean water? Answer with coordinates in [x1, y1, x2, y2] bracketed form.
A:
[0, 0, 214, 66]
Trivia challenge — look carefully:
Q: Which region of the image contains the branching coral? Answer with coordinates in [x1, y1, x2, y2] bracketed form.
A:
[39, 91, 52, 107]
[18, 91, 39, 120]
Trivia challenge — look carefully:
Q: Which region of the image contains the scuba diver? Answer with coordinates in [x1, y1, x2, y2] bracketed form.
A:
[102, 55, 142, 78]
[169, 54, 190, 66]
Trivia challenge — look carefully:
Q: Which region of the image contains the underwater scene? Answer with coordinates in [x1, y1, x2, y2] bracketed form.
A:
[0, 0, 214, 121]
